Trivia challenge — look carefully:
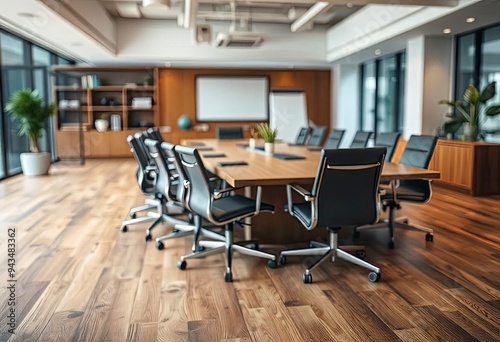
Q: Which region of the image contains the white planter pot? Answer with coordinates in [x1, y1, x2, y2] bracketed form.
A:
[249, 138, 256, 149]
[95, 119, 109, 132]
[264, 142, 274, 155]
[20, 152, 51, 176]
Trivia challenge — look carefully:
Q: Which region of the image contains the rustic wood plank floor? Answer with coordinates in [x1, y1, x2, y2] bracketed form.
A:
[0, 159, 498, 342]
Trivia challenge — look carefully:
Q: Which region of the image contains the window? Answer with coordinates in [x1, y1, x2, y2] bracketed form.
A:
[0, 29, 75, 179]
[455, 23, 500, 137]
[360, 51, 406, 136]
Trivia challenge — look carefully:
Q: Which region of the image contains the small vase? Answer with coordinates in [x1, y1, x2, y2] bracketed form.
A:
[95, 119, 109, 132]
[463, 123, 479, 142]
[264, 142, 274, 155]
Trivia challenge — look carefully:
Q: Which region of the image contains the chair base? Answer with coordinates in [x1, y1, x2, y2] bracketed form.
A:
[355, 213, 434, 249]
[177, 222, 276, 282]
[279, 229, 380, 284]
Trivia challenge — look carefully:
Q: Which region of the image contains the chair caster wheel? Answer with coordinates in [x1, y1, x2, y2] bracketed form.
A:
[145, 233, 152, 241]
[303, 273, 313, 284]
[388, 241, 395, 249]
[224, 272, 232, 282]
[129, 212, 136, 219]
[354, 250, 366, 259]
[197, 246, 205, 252]
[368, 272, 381, 282]
[172, 228, 180, 233]
[280, 255, 287, 265]
[177, 260, 187, 270]
[425, 233, 433, 242]
[353, 230, 360, 238]
[120, 225, 128, 232]
[156, 241, 164, 250]
[267, 260, 277, 269]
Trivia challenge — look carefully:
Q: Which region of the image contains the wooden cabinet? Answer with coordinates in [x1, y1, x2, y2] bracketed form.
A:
[429, 139, 500, 196]
[52, 66, 159, 158]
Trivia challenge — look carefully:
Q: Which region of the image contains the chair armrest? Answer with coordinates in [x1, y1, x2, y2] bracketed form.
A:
[213, 186, 245, 199]
[288, 184, 313, 201]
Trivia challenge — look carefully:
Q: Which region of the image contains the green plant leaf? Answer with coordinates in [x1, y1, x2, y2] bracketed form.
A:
[443, 118, 464, 134]
[463, 84, 479, 104]
[485, 105, 500, 116]
[438, 100, 456, 106]
[480, 81, 496, 103]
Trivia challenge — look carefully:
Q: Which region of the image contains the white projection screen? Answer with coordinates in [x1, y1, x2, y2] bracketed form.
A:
[196, 76, 269, 121]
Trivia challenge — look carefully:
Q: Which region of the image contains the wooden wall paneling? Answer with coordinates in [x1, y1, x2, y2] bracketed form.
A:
[88, 131, 111, 157]
[108, 131, 133, 157]
[269, 71, 295, 88]
[473, 144, 500, 196]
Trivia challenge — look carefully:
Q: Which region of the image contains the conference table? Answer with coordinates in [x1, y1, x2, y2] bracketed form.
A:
[181, 139, 441, 244]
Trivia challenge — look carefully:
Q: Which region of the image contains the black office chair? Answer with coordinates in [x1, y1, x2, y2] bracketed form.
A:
[293, 127, 312, 145]
[375, 132, 401, 162]
[307, 126, 327, 146]
[355, 135, 438, 248]
[350, 131, 372, 148]
[120, 135, 163, 232]
[279, 147, 387, 284]
[174, 145, 277, 282]
[216, 127, 244, 139]
[324, 129, 345, 149]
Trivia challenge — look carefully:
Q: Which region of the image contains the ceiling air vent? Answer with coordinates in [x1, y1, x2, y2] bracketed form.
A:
[215, 32, 263, 48]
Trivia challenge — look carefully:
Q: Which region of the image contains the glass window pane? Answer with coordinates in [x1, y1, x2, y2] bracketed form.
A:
[57, 56, 72, 65]
[480, 25, 500, 134]
[398, 52, 406, 133]
[377, 56, 397, 133]
[361, 62, 376, 132]
[0, 99, 4, 178]
[32, 46, 52, 66]
[0, 32, 24, 65]
[456, 33, 476, 100]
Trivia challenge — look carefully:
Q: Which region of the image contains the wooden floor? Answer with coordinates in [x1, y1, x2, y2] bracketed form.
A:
[0, 159, 499, 342]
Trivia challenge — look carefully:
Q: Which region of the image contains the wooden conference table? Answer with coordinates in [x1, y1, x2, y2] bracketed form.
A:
[182, 139, 441, 243]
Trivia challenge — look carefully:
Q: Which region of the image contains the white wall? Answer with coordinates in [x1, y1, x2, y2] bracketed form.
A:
[116, 19, 328, 66]
[332, 64, 359, 147]
[404, 36, 425, 139]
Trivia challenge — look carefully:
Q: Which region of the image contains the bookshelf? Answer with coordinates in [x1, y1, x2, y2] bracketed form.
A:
[52, 66, 159, 158]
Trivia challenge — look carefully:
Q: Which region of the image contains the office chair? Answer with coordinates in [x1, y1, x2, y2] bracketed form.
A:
[279, 147, 386, 284]
[324, 129, 345, 149]
[307, 126, 327, 146]
[174, 145, 277, 282]
[354, 135, 438, 248]
[350, 131, 372, 148]
[293, 127, 312, 145]
[120, 135, 163, 233]
[374, 132, 401, 162]
[216, 126, 244, 139]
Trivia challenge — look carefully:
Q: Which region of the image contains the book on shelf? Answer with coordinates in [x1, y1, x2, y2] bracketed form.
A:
[60, 123, 90, 132]
[81, 74, 101, 89]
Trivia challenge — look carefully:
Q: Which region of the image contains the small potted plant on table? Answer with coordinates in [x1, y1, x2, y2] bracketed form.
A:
[256, 123, 278, 155]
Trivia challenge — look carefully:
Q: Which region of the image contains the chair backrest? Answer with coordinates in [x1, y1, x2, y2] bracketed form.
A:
[144, 138, 179, 202]
[375, 132, 401, 162]
[307, 126, 327, 146]
[216, 127, 244, 139]
[294, 127, 312, 145]
[127, 135, 155, 194]
[173, 145, 213, 219]
[310, 147, 386, 227]
[324, 129, 345, 149]
[350, 131, 372, 148]
[147, 127, 164, 143]
[399, 135, 437, 168]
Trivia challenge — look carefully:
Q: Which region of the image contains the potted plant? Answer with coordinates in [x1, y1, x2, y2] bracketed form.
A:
[4, 89, 56, 176]
[256, 122, 278, 155]
[143, 74, 154, 87]
[95, 113, 109, 132]
[439, 82, 500, 141]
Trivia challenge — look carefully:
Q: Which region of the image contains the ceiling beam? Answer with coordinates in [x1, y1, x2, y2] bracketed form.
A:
[291, 2, 333, 32]
[101, 0, 457, 5]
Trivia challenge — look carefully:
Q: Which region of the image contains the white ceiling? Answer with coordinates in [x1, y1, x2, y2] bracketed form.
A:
[0, 0, 498, 66]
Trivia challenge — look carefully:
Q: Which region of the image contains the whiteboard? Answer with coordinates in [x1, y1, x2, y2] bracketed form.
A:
[196, 76, 269, 121]
[269, 90, 308, 143]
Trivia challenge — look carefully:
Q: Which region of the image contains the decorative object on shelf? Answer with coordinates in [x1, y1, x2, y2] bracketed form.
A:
[4, 89, 56, 176]
[100, 97, 108, 106]
[68, 99, 80, 108]
[143, 74, 154, 86]
[95, 114, 109, 132]
[440, 82, 500, 141]
[132, 97, 152, 109]
[59, 99, 69, 109]
[249, 125, 262, 149]
[110, 114, 121, 131]
[256, 122, 278, 155]
[177, 114, 192, 130]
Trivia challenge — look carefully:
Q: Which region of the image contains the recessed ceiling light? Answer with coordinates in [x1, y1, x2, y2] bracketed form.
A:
[164, 61, 172, 67]
[346, 2, 353, 8]
[443, 28, 452, 34]
[466, 17, 475, 23]
[18, 12, 39, 19]
[374, 48, 382, 56]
